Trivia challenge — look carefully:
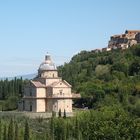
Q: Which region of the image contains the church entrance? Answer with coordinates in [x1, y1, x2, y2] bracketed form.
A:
[30, 105, 32, 111]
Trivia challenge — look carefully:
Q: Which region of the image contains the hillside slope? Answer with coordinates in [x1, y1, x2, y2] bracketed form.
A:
[58, 45, 140, 116]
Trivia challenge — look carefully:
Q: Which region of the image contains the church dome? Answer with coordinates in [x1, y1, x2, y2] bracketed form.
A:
[39, 54, 57, 71]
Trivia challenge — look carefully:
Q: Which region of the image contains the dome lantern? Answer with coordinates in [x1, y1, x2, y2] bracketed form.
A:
[38, 54, 57, 71]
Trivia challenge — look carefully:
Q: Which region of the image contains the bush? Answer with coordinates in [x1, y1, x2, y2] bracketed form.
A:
[2, 96, 18, 111]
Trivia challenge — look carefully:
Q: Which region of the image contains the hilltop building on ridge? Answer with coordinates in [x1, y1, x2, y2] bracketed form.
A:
[92, 30, 140, 53]
[108, 30, 140, 49]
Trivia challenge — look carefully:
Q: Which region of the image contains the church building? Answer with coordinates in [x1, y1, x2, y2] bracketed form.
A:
[18, 54, 80, 114]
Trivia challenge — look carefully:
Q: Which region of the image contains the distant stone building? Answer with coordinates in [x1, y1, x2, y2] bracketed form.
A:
[92, 49, 102, 53]
[125, 30, 139, 39]
[108, 30, 140, 49]
[91, 30, 140, 54]
[18, 54, 81, 113]
[102, 47, 108, 52]
[135, 33, 140, 43]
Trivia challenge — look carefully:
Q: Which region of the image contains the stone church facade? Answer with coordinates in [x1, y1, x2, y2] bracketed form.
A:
[18, 54, 80, 113]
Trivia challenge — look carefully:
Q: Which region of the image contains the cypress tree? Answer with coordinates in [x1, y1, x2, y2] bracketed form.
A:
[8, 119, 13, 140]
[63, 109, 66, 119]
[3, 125, 7, 140]
[75, 117, 81, 140]
[15, 122, 19, 140]
[62, 121, 67, 140]
[24, 120, 29, 140]
[58, 109, 61, 118]
[66, 121, 70, 139]
[50, 117, 54, 140]
[0, 119, 2, 140]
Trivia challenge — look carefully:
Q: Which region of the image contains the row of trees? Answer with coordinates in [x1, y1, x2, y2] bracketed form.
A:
[0, 78, 28, 111]
[0, 118, 29, 140]
[0, 105, 140, 140]
[0, 78, 23, 99]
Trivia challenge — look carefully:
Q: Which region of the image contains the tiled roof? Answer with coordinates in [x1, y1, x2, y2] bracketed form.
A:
[31, 80, 46, 88]
[30, 79, 72, 88]
[126, 30, 140, 33]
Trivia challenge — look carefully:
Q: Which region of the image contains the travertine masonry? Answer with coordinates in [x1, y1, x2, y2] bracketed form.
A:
[18, 54, 81, 113]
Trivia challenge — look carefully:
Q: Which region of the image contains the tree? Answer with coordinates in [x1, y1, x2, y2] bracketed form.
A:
[75, 117, 81, 140]
[58, 109, 61, 118]
[24, 120, 29, 140]
[50, 117, 54, 140]
[63, 109, 66, 119]
[0, 119, 2, 140]
[15, 122, 19, 140]
[129, 58, 140, 75]
[8, 119, 14, 140]
[3, 125, 7, 140]
[3, 96, 18, 111]
[95, 65, 110, 79]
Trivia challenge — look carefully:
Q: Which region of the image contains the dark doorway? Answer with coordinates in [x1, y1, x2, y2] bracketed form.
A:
[23, 101, 25, 110]
[30, 105, 32, 111]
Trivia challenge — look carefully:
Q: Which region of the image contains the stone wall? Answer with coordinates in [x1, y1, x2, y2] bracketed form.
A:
[0, 111, 74, 118]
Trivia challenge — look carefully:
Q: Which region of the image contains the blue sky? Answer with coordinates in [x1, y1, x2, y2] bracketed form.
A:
[0, 0, 140, 77]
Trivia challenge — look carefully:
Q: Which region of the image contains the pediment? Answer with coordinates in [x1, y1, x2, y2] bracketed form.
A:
[48, 80, 71, 88]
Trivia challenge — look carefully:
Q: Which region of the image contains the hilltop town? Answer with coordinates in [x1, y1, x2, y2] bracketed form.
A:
[92, 30, 140, 53]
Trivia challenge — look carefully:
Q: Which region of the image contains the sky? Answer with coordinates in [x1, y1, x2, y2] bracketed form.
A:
[0, 0, 140, 77]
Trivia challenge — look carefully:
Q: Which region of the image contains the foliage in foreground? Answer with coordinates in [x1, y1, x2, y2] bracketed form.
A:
[0, 105, 140, 140]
